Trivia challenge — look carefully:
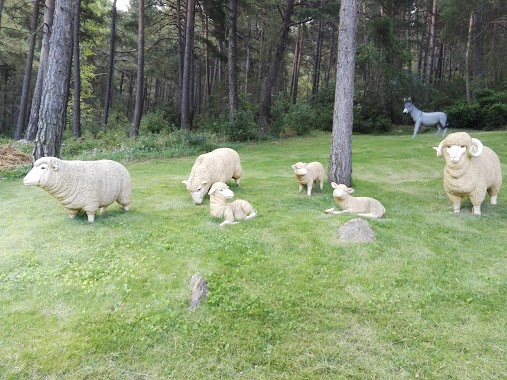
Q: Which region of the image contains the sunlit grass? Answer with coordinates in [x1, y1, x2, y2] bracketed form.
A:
[0, 130, 506, 378]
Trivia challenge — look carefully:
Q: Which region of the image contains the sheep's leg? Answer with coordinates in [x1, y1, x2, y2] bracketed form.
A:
[298, 184, 304, 193]
[319, 180, 324, 191]
[446, 194, 462, 213]
[324, 207, 345, 215]
[245, 211, 257, 220]
[490, 195, 498, 205]
[219, 220, 239, 227]
[67, 210, 79, 219]
[86, 213, 96, 223]
[306, 184, 313, 196]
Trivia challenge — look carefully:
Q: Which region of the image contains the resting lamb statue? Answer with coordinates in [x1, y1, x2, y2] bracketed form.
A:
[183, 147, 242, 205]
[434, 132, 502, 215]
[23, 157, 132, 222]
[292, 161, 325, 196]
[325, 182, 386, 219]
[208, 182, 256, 227]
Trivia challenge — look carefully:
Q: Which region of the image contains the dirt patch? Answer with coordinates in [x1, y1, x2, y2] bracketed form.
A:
[0, 145, 32, 171]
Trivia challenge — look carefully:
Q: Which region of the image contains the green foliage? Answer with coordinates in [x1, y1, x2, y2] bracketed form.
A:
[446, 90, 507, 130]
[1, 132, 506, 378]
[141, 111, 176, 134]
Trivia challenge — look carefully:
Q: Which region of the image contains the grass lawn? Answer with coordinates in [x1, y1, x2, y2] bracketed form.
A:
[0, 130, 506, 379]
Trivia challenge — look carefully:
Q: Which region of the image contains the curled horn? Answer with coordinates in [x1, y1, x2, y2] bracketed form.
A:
[469, 138, 483, 157]
[434, 140, 445, 157]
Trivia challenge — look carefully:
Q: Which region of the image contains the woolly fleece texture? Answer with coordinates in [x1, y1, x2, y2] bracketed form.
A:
[434, 132, 502, 215]
[292, 161, 325, 196]
[208, 181, 256, 227]
[325, 182, 385, 219]
[183, 148, 242, 205]
[23, 157, 131, 222]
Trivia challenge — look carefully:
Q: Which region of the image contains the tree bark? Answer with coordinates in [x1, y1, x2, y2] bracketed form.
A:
[33, 0, 74, 160]
[328, 0, 358, 187]
[130, 0, 144, 137]
[426, 0, 437, 85]
[259, 0, 294, 133]
[180, 0, 195, 129]
[312, 16, 324, 96]
[465, 11, 474, 104]
[290, 25, 302, 104]
[228, 0, 238, 119]
[15, 0, 41, 140]
[26, 0, 55, 141]
[102, 0, 117, 129]
[72, 0, 81, 138]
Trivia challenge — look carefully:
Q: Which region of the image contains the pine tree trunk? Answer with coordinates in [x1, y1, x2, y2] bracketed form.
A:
[102, 0, 117, 129]
[312, 16, 324, 96]
[259, 0, 294, 133]
[426, 0, 437, 85]
[290, 26, 302, 104]
[33, 0, 74, 160]
[130, 0, 144, 137]
[328, 0, 357, 187]
[15, 0, 41, 140]
[228, 0, 238, 119]
[72, 0, 81, 138]
[465, 11, 474, 104]
[180, 0, 195, 129]
[26, 0, 55, 142]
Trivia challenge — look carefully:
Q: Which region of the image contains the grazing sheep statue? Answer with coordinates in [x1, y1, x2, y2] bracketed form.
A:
[183, 147, 242, 205]
[208, 181, 256, 227]
[292, 161, 325, 196]
[23, 157, 131, 223]
[325, 182, 386, 219]
[434, 132, 502, 215]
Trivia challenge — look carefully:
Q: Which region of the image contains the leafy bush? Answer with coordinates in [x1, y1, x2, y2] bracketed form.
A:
[226, 109, 260, 142]
[141, 111, 176, 134]
[279, 103, 315, 137]
[446, 102, 484, 130]
[484, 103, 507, 130]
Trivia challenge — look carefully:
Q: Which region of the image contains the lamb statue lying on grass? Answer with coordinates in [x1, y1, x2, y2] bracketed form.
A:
[434, 132, 502, 215]
[208, 181, 256, 227]
[23, 157, 132, 223]
[183, 147, 242, 205]
[292, 161, 325, 196]
[325, 182, 385, 219]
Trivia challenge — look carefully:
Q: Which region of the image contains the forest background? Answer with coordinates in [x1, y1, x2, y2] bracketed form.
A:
[0, 0, 506, 151]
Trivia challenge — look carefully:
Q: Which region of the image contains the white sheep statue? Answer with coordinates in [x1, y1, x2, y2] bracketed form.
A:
[434, 132, 502, 215]
[23, 157, 132, 223]
[208, 181, 256, 227]
[292, 161, 325, 196]
[183, 147, 242, 205]
[325, 182, 386, 219]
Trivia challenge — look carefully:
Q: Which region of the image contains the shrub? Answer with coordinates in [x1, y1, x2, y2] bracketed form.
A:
[279, 103, 315, 137]
[446, 102, 484, 130]
[141, 111, 176, 134]
[226, 109, 260, 142]
[484, 103, 507, 130]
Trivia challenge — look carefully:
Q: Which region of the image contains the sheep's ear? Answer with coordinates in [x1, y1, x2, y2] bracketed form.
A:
[434, 140, 445, 157]
[291, 164, 295, 169]
[331, 182, 338, 189]
[201, 180, 208, 185]
[347, 188, 355, 194]
[182, 180, 189, 185]
[208, 187, 215, 195]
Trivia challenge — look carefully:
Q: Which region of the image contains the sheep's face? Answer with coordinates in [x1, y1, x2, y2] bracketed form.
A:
[292, 162, 308, 176]
[208, 183, 234, 200]
[445, 145, 467, 164]
[182, 180, 208, 204]
[23, 157, 58, 186]
[331, 183, 354, 200]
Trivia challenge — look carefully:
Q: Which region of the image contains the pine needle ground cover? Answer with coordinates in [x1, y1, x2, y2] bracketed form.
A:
[1, 131, 506, 379]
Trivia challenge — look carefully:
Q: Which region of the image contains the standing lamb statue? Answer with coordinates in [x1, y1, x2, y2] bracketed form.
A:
[208, 182, 256, 227]
[292, 161, 325, 196]
[434, 132, 502, 215]
[23, 157, 132, 222]
[325, 182, 386, 219]
[183, 147, 242, 205]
